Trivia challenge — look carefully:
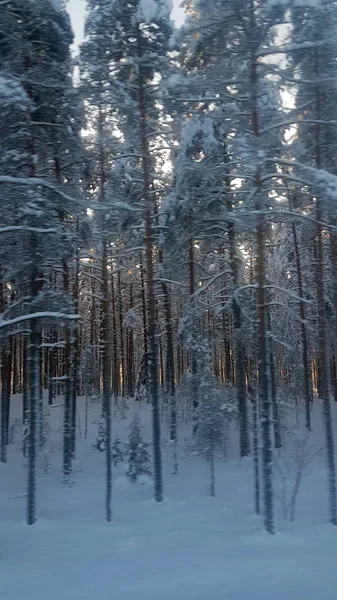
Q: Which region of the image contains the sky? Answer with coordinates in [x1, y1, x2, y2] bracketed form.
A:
[67, 0, 185, 46]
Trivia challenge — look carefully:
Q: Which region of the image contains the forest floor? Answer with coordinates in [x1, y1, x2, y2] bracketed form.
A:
[2, 396, 337, 599]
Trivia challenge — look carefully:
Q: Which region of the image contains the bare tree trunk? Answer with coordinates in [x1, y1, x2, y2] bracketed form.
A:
[289, 470, 302, 523]
[257, 215, 274, 534]
[111, 272, 119, 399]
[48, 330, 57, 406]
[63, 261, 72, 481]
[117, 271, 125, 397]
[1, 345, 11, 463]
[250, 33, 274, 532]
[127, 283, 134, 398]
[97, 94, 112, 522]
[137, 31, 163, 502]
[139, 254, 149, 395]
[252, 390, 260, 515]
[224, 141, 250, 457]
[159, 248, 177, 472]
[189, 239, 199, 434]
[102, 243, 112, 522]
[209, 442, 215, 498]
[12, 336, 18, 395]
[22, 336, 29, 425]
[71, 236, 80, 457]
[313, 52, 337, 525]
[267, 307, 282, 449]
[315, 210, 337, 524]
[27, 235, 39, 525]
[291, 214, 312, 430]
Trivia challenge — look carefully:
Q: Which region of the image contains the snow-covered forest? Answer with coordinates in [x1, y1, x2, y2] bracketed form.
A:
[2, 0, 337, 597]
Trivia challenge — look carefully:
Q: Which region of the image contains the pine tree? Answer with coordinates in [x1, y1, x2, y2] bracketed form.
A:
[81, 0, 175, 503]
[0, 0, 83, 523]
[289, 0, 337, 525]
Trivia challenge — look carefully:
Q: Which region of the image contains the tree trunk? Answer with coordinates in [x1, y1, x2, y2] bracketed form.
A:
[315, 209, 337, 524]
[313, 51, 337, 525]
[291, 215, 312, 430]
[27, 235, 39, 525]
[127, 283, 134, 398]
[137, 31, 163, 502]
[1, 346, 11, 463]
[139, 254, 149, 395]
[102, 243, 112, 522]
[117, 271, 125, 397]
[189, 239, 199, 434]
[71, 241, 80, 457]
[97, 92, 112, 521]
[63, 261, 72, 481]
[159, 251, 178, 472]
[111, 272, 119, 399]
[209, 443, 215, 498]
[267, 307, 282, 449]
[257, 215, 274, 534]
[224, 140, 250, 457]
[252, 389, 260, 515]
[250, 19, 274, 532]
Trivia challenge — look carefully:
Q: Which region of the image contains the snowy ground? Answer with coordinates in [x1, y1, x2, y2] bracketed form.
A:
[2, 396, 337, 599]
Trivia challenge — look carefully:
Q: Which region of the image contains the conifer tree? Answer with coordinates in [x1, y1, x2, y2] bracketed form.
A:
[0, 0, 83, 523]
[289, 0, 337, 525]
[112, 435, 125, 467]
[126, 414, 151, 482]
[81, 0, 175, 503]
[196, 373, 224, 497]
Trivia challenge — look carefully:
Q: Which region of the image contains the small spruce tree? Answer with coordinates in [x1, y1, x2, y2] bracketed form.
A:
[112, 435, 124, 467]
[196, 373, 224, 497]
[94, 422, 106, 452]
[126, 415, 151, 482]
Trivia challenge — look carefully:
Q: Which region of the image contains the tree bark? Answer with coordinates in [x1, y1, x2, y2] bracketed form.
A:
[27, 234, 39, 525]
[137, 29, 163, 501]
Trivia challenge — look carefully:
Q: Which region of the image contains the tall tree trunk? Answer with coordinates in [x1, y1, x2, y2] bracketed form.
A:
[313, 51, 337, 524]
[223, 141, 250, 456]
[139, 254, 149, 398]
[250, 33, 274, 533]
[48, 331, 57, 406]
[98, 95, 112, 522]
[22, 337, 29, 424]
[102, 243, 112, 522]
[257, 214, 274, 534]
[12, 336, 18, 394]
[292, 221, 312, 430]
[267, 307, 282, 449]
[137, 33, 163, 501]
[189, 239, 199, 433]
[209, 442, 215, 498]
[127, 283, 134, 398]
[63, 261, 72, 481]
[117, 271, 125, 397]
[159, 251, 177, 449]
[1, 345, 11, 463]
[27, 234, 39, 525]
[111, 272, 119, 399]
[315, 209, 337, 524]
[329, 231, 337, 402]
[71, 238, 80, 457]
[252, 389, 260, 515]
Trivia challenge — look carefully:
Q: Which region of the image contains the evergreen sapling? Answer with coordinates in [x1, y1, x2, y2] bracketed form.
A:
[126, 415, 151, 483]
[112, 435, 124, 466]
[196, 373, 224, 497]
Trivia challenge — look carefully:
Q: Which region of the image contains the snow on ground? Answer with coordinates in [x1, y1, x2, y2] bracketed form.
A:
[2, 396, 337, 599]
